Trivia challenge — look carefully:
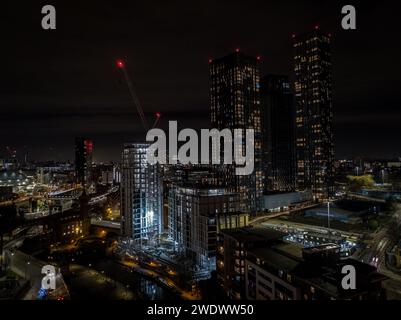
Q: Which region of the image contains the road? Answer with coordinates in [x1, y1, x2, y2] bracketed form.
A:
[355, 204, 401, 282]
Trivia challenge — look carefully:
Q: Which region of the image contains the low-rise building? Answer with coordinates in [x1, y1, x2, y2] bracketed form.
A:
[263, 191, 313, 212]
[217, 227, 387, 300]
[45, 193, 90, 243]
[216, 227, 285, 299]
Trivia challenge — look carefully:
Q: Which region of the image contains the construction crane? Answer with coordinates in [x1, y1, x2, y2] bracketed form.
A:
[116, 59, 161, 131]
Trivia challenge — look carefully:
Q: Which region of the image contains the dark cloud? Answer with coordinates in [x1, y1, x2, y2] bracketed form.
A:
[1, 0, 400, 161]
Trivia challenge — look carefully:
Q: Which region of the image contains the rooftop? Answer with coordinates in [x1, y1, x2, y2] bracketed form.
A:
[220, 226, 286, 243]
[247, 246, 301, 272]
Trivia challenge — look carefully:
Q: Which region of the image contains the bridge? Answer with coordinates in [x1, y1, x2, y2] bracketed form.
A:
[90, 218, 120, 237]
[48, 187, 83, 200]
[346, 192, 386, 204]
[249, 203, 320, 225]
[0, 196, 31, 207]
[1, 186, 119, 212]
[88, 186, 119, 205]
[90, 218, 120, 230]
[47, 185, 119, 205]
[19, 186, 120, 223]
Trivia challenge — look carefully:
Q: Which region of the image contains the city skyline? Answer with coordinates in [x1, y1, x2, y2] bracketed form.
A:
[3, 1, 401, 162]
[2, 1, 401, 305]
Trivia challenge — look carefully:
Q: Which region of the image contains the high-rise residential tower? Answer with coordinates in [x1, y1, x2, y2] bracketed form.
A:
[168, 183, 247, 272]
[75, 137, 93, 187]
[260, 74, 296, 192]
[293, 29, 334, 200]
[121, 143, 163, 242]
[209, 50, 263, 213]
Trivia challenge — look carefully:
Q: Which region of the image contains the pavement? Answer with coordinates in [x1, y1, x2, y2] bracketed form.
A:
[68, 264, 135, 300]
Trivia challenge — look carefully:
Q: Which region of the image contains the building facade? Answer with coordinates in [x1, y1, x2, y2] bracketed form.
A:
[217, 227, 386, 300]
[168, 184, 247, 271]
[45, 192, 91, 243]
[260, 74, 296, 192]
[293, 29, 334, 200]
[75, 137, 93, 188]
[121, 143, 163, 243]
[245, 247, 301, 300]
[216, 227, 285, 299]
[209, 51, 263, 213]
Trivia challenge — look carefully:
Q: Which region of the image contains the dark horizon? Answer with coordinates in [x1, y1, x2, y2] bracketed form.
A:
[2, 0, 401, 162]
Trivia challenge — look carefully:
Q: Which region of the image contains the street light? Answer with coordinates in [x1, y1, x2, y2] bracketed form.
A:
[25, 261, 31, 279]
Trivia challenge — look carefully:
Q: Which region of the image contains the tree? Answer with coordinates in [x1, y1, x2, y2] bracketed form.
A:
[346, 174, 375, 192]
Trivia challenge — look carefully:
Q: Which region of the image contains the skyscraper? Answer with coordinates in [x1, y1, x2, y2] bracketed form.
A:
[209, 50, 263, 213]
[121, 143, 163, 242]
[293, 29, 334, 200]
[75, 137, 93, 187]
[260, 74, 296, 192]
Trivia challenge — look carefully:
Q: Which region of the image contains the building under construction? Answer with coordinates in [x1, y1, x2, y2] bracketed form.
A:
[121, 143, 163, 243]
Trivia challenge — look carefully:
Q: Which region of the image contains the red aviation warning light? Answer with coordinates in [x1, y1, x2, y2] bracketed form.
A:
[116, 59, 125, 69]
[86, 140, 93, 153]
[152, 112, 162, 128]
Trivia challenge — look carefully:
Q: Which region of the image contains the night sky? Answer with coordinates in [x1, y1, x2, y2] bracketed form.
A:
[2, 0, 401, 162]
